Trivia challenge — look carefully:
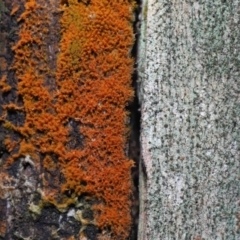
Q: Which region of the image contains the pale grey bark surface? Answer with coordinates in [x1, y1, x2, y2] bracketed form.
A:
[138, 0, 240, 239]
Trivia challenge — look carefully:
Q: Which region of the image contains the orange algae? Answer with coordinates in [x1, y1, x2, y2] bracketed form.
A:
[10, 5, 20, 16]
[8, 0, 65, 156]
[3, 0, 135, 238]
[0, 75, 11, 93]
[56, 0, 135, 238]
[4, 137, 18, 153]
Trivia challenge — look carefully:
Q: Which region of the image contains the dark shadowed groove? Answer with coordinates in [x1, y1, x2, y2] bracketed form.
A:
[128, 0, 141, 239]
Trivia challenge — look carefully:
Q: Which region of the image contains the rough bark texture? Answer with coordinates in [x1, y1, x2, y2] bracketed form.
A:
[138, 0, 240, 239]
[0, 0, 135, 239]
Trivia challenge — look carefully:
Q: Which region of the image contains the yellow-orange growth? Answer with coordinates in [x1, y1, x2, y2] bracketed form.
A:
[0, 0, 135, 238]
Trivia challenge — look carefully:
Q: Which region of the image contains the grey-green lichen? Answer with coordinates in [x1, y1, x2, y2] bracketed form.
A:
[138, 0, 240, 239]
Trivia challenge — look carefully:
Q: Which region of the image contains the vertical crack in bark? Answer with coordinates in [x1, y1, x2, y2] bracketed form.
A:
[128, 0, 141, 239]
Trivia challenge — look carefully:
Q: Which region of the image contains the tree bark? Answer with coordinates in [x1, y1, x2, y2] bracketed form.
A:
[138, 0, 240, 239]
[0, 0, 135, 239]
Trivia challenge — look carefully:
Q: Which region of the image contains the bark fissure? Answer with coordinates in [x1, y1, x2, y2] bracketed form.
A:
[128, 1, 142, 238]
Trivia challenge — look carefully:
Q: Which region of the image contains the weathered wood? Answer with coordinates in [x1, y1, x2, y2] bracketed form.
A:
[138, 0, 240, 239]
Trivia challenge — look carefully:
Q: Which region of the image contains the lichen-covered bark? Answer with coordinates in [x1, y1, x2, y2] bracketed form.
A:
[0, 0, 135, 239]
[138, 0, 240, 239]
